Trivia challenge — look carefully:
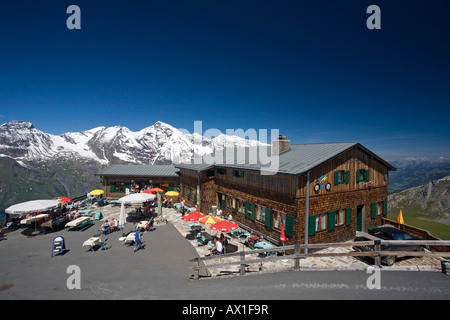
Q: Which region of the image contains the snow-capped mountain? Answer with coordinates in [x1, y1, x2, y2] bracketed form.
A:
[0, 121, 266, 166]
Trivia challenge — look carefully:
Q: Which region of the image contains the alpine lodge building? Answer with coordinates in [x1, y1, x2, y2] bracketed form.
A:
[176, 136, 396, 247]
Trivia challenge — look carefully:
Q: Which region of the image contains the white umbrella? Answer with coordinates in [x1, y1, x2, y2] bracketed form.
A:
[119, 203, 126, 228]
[118, 193, 156, 205]
[5, 199, 61, 216]
[5, 199, 61, 234]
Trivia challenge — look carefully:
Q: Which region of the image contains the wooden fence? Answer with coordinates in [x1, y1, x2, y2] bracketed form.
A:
[189, 240, 450, 280]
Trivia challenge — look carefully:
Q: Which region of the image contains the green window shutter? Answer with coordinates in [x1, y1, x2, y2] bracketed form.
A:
[250, 203, 255, 220]
[217, 193, 222, 207]
[285, 215, 294, 237]
[244, 202, 249, 218]
[308, 215, 316, 236]
[109, 182, 116, 193]
[265, 209, 273, 228]
[345, 208, 352, 226]
[328, 211, 336, 231]
[371, 202, 377, 219]
[383, 200, 387, 216]
[222, 195, 226, 209]
[345, 171, 350, 184]
[334, 171, 340, 185]
[365, 169, 370, 182]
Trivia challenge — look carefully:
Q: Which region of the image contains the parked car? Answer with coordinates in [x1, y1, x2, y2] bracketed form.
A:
[353, 225, 425, 266]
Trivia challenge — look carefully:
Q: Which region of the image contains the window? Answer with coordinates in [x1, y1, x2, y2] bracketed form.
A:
[336, 209, 345, 226]
[232, 170, 244, 178]
[217, 168, 227, 175]
[273, 211, 280, 229]
[206, 169, 214, 177]
[356, 169, 370, 182]
[238, 199, 245, 214]
[334, 170, 349, 185]
[376, 201, 384, 216]
[315, 213, 327, 232]
[273, 211, 286, 230]
[256, 205, 266, 222]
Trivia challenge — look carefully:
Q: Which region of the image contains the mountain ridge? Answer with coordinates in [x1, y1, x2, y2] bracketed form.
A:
[0, 120, 266, 167]
[0, 120, 266, 210]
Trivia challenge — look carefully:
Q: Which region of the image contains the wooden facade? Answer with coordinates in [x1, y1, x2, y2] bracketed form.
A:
[178, 143, 395, 246]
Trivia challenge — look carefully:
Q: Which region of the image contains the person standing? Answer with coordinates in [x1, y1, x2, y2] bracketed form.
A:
[180, 199, 185, 216]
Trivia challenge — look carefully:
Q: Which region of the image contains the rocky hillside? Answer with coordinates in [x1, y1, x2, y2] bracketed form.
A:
[388, 175, 450, 226]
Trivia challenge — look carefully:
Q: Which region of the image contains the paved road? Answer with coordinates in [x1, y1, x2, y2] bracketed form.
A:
[1, 220, 449, 301]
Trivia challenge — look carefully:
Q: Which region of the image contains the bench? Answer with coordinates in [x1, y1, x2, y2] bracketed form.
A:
[76, 219, 93, 231]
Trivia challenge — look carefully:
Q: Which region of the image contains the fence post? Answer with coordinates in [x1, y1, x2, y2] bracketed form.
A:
[192, 258, 200, 280]
[374, 240, 381, 267]
[294, 244, 300, 270]
[240, 251, 246, 276]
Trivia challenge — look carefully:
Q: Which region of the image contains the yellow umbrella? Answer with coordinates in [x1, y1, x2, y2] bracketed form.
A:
[199, 216, 222, 225]
[90, 189, 104, 196]
[165, 191, 179, 196]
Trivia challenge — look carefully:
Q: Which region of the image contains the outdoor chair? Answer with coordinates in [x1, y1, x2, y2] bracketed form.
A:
[98, 238, 111, 251]
[101, 225, 110, 235]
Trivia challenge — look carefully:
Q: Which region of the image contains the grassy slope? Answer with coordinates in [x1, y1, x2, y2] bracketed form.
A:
[0, 157, 103, 211]
[387, 210, 450, 240]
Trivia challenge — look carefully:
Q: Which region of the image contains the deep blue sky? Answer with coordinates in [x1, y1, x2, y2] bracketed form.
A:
[0, 0, 449, 160]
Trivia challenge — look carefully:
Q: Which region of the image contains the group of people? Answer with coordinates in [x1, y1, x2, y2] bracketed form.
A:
[100, 218, 119, 234]
[162, 197, 174, 208]
[208, 233, 228, 256]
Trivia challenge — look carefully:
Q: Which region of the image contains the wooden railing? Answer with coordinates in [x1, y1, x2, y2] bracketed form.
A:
[189, 240, 450, 280]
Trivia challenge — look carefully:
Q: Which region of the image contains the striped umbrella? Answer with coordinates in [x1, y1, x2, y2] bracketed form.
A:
[199, 216, 222, 225]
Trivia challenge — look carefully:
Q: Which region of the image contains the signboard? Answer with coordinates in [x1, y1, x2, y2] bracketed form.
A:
[52, 236, 66, 257]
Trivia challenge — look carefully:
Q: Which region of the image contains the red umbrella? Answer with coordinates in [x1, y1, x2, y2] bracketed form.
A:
[53, 197, 72, 204]
[280, 222, 286, 242]
[142, 189, 155, 194]
[210, 220, 239, 232]
[181, 211, 205, 221]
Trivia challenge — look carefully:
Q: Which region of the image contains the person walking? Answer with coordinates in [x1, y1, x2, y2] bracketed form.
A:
[134, 230, 143, 252]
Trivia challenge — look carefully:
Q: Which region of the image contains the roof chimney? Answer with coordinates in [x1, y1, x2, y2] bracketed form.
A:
[272, 135, 291, 155]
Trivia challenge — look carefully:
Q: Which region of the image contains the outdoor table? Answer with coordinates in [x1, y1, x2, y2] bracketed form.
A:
[65, 216, 90, 229]
[20, 214, 49, 225]
[190, 224, 202, 231]
[83, 237, 101, 251]
[108, 200, 120, 206]
[239, 233, 251, 244]
[125, 232, 136, 245]
[254, 241, 276, 257]
[78, 209, 93, 216]
[136, 221, 148, 230]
